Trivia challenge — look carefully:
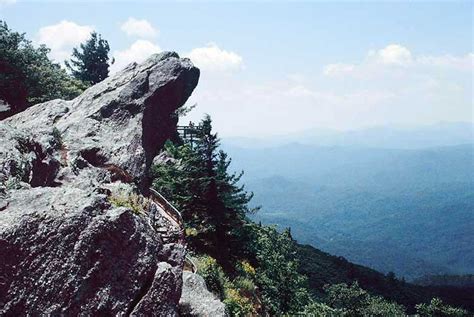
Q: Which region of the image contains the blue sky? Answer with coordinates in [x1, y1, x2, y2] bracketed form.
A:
[1, 1, 473, 136]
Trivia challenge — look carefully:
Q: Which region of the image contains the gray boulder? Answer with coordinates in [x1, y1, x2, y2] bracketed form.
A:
[0, 52, 199, 315]
[5, 51, 199, 189]
[179, 272, 227, 317]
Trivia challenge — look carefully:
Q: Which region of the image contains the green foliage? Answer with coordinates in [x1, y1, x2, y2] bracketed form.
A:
[151, 115, 255, 267]
[324, 282, 405, 317]
[416, 298, 469, 317]
[299, 301, 341, 316]
[324, 282, 370, 315]
[223, 287, 254, 317]
[196, 255, 228, 299]
[232, 277, 256, 298]
[297, 243, 474, 313]
[66, 31, 110, 85]
[151, 116, 472, 316]
[252, 225, 312, 315]
[0, 20, 87, 118]
[5, 177, 21, 190]
[108, 192, 149, 215]
[173, 102, 197, 118]
[196, 254, 256, 316]
[363, 296, 407, 317]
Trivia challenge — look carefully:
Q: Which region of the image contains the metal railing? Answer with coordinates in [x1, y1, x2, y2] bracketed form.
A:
[149, 188, 183, 227]
[149, 188, 198, 274]
[184, 256, 198, 273]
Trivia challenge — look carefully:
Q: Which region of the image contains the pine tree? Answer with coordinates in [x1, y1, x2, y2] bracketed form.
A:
[66, 32, 110, 85]
[151, 115, 255, 268]
[254, 226, 311, 315]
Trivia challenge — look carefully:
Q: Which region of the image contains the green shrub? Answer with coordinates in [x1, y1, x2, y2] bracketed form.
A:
[363, 295, 406, 316]
[233, 277, 256, 298]
[196, 255, 227, 299]
[299, 301, 342, 316]
[223, 287, 254, 317]
[416, 298, 468, 317]
[323, 282, 406, 316]
[237, 260, 256, 278]
[108, 192, 149, 215]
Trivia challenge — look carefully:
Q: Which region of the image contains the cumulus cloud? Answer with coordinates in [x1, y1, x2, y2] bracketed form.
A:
[186, 43, 243, 72]
[110, 40, 161, 73]
[185, 43, 471, 136]
[370, 44, 413, 65]
[324, 44, 473, 77]
[35, 20, 93, 62]
[120, 17, 158, 39]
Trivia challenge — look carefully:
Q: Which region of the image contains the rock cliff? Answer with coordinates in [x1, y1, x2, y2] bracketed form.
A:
[0, 52, 199, 315]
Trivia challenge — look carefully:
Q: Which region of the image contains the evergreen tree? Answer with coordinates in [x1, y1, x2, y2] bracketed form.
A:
[253, 226, 312, 315]
[0, 21, 87, 119]
[66, 32, 110, 85]
[151, 115, 255, 267]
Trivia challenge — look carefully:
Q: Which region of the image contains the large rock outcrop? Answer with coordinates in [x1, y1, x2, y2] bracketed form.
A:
[179, 272, 227, 316]
[0, 52, 199, 315]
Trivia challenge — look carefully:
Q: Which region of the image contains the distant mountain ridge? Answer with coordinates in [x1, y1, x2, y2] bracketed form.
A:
[223, 137, 474, 280]
[413, 274, 474, 288]
[224, 121, 473, 149]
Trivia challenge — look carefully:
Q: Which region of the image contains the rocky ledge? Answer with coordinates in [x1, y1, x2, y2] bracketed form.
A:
[0, 52, 199, 315]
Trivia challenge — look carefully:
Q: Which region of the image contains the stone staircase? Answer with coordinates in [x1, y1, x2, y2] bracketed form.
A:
[148, 189, 197, 273]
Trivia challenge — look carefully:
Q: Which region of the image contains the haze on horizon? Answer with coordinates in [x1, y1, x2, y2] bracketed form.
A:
[1, 0, 472, 137]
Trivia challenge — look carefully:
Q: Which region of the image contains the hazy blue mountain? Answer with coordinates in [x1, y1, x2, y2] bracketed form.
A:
[225, 121, 473, 149]
[223, 140, 474, 280]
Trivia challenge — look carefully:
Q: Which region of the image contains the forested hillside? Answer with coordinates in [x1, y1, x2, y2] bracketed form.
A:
[151, 117, 472, 315]
[297, 244, 474, 313]
[224, 142, 474, 279]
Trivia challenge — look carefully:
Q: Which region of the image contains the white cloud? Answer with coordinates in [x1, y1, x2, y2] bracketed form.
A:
[35, 20, 93, 62]
[286, 85, 316, 98]
[417, 53, 474, 71]
[186, 43, 243, 72]
[324, 44, 473, 77]
[110, 40, 161, 73]
[120, 17, 158, 39]
[184, 44, 471, 136]
[324, 63, 355, 77]
[0, 0, 16, 6]
[370, 44, 412, 65]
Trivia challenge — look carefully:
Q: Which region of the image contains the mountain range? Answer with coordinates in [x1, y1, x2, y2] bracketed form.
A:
[223, 122, 474, 280]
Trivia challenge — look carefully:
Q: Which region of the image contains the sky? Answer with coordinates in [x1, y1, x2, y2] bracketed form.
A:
[1, 0, 473, 137]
